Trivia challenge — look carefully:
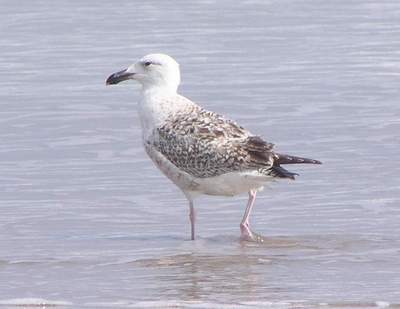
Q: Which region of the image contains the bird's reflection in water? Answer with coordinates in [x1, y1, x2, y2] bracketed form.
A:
[135, 235, 321, 302]
[139, 253, 276, 301]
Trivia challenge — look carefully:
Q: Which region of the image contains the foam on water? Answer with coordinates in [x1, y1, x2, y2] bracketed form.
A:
[0, 299, 396, 309]
[0, 298, 72, 307]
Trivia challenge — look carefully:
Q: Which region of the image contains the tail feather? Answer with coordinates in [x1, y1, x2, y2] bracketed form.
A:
[268, 166, 298, 180]
[275, 153, 322, 165]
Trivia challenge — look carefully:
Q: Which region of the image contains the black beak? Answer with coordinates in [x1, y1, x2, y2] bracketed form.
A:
[106, 69, 135, 85]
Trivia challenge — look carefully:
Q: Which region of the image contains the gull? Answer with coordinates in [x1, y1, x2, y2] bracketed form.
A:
[106, 53, 321, 242]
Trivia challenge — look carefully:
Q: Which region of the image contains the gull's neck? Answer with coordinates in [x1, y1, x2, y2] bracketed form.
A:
[138, 83, 185, 140]
[141, 82, 178, 98]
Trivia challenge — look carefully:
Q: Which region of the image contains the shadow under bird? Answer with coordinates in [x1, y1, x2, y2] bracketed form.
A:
[106, 53, 321, 242]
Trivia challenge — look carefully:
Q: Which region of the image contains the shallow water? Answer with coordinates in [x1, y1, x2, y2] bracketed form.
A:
[1, 0, 400, 308]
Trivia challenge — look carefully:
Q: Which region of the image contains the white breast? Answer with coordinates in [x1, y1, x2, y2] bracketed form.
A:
[138, 91, 194, 141]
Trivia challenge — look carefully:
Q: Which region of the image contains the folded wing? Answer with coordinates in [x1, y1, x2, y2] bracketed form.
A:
[153, 106, 320, 179]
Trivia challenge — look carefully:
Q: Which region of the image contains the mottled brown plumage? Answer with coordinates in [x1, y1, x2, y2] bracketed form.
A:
[153, 105, 320, 180]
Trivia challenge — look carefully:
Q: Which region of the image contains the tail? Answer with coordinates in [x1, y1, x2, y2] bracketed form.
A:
[268, 153, 321, 180]
[275, 153, 322, 165]
[268, 166, 298, 180]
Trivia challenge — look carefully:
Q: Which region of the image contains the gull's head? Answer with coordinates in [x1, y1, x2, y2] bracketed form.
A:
[106, 53, 180, 93]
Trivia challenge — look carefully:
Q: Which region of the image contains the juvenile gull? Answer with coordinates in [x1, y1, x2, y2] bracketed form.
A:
[106, 53, 321, 242]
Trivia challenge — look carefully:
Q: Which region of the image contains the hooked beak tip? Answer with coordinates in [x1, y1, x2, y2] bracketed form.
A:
[105, 78, 115, 86]
[106, 69, 134, 86]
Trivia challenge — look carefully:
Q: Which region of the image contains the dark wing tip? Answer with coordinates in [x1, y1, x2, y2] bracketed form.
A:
[303, 158, 322, 164]
[275, 153, 322, 165]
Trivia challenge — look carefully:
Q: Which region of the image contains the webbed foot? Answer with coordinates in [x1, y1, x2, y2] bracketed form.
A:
[240, 222, 266, 243]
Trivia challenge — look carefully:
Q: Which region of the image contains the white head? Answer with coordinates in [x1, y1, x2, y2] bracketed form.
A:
[106, 53, 181, 93]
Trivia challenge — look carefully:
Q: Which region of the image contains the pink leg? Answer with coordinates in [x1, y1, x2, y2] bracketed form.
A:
[240, 190, 265, 242]
[189, 201, 195, 240]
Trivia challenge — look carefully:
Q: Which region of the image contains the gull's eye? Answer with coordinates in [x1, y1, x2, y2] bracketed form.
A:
[144, 61, 152, 67]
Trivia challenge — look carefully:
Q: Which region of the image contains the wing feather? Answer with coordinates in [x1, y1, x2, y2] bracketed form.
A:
[152, 105, 320, 179]
[153, 106, 276, 178]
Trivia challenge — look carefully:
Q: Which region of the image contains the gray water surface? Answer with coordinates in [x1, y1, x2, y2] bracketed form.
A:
[1, 0, 400, 308]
